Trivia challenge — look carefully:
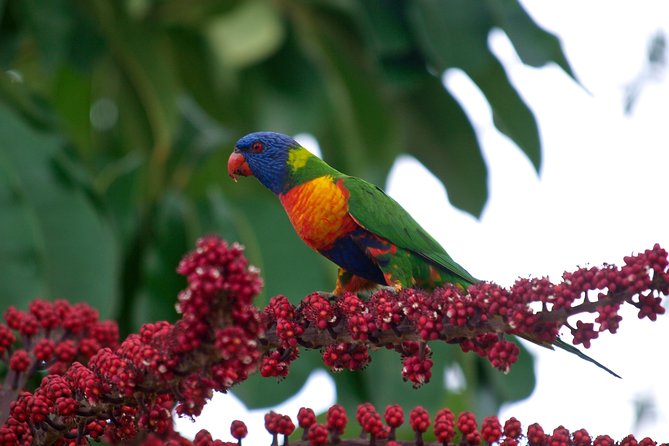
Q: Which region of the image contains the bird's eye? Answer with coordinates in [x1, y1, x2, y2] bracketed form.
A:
[251, 141, 264, 153]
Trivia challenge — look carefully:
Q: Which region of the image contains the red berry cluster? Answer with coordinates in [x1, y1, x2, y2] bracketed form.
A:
[256, 244, 668, 383]
[0, 299, 119, 443]
[0, 236, 264, 445]
[0, 237, 667, 445]
[169, 404, 666, 446]
[1, 299, 118, 379]
[264, 411, 295, 445]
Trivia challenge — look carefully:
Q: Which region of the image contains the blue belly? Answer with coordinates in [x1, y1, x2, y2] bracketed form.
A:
[319, 229, 386, 284]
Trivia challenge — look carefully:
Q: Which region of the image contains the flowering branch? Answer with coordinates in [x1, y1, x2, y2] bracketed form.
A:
[0, 237, 666, 445]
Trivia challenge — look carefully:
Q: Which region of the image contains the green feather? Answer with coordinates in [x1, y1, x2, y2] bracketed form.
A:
[342, 176, 477, 286]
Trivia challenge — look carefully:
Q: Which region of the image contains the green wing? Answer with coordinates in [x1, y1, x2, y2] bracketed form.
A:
[342, 176, 477, 285]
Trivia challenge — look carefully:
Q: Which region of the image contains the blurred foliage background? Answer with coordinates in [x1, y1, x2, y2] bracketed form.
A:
[0, 0, 575, 421]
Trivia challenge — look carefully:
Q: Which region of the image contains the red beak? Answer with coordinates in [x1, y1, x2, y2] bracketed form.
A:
[228, 151, 252, 181]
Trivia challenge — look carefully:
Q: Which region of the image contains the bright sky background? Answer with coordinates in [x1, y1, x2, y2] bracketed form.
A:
[177, 2, 669, 442]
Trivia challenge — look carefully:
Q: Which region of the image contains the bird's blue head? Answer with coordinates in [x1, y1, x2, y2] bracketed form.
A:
[228, 132, 300, 194]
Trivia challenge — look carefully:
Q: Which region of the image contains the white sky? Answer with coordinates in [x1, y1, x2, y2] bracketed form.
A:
[177, 2, 669, 442]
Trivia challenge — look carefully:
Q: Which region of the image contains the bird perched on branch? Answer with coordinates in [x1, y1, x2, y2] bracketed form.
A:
[227, 131, 620, 378]
[228, 131, 477, 295]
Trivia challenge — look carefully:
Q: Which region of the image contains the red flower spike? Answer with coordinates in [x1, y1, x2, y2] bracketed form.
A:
[356, 402, 376, 432]
[620, 434, 639, 446]
[55, 397, 77, 416]
[458, 411, 481, 445]
[368, 290, 403, 331]
[264, 411, 282, 445]
[550, 426, 571, 446]
[571, 321, 599, 348]
[326, 404, 347, 442]
[322, 343, 370, 372]
[527, 423, 547, 446]
[307, 423, 329, 446]
[594, 435, 616, 446]
[639, 438, 657, 446]
[27, 395, 50, 424]
[487, 339, 520, 373]
[596, 303, 622, 334]
[265, 295, 295, 321]
[410, 406, 430, 446]
[637, 293, 665, 321]
[55, 339, 77, 363]
[86, 419, 106, 439]
[275, 318, 304, 348]
[297, 407, 316, 440]
[503, 417, 522, 439]
[573, 428, 593, 446]
[0, 427, 18, 445]
[434, 408, 455, 444]
[230, 420, 247, 443]
[384, 404, 404, 440]
[0, 324, 15, 356]
[194, 429, 215, 446]
[482, 416, 502, 443]
[3, 306, 23, 330]
[279, 414, 295, 436]
[409, 406, 430, 432]
[301, 293, 336, 330]
[401, 344, 433, 387]
[18, 313, 39, 337]
[261, 349, 293, 378]
[9, 349, 31, 373]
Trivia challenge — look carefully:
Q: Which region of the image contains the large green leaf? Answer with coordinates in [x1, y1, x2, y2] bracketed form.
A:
[90, 1, 179, 154]
[205, 0, 285, 70]
[397, 75, 487, 216]
[473, 53, 542, 172]
[19, 0, 73, 72]
[0, 104, 118, 316]
[292, 4, 398, 184]
[488, 0, 575, 76]
[52, 67, 93, 156]
[409, 0, 542, 172]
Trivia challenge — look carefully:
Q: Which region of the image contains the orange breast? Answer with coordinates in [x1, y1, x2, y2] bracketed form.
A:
[279, 177, 358, 251]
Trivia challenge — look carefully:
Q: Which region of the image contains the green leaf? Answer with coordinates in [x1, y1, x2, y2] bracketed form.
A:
[472, 53, 542, 172]
[134, 192, 193, 329]
[292, 5, 397, 184]
[0, 104, 118, 316]
[409, 0, 542, 173]
[20, 0, 74, 71]
[206, 0, 285, 70]
[409, 0, 493, 72]
[52, 67, 93, 156]
[357, 0, 413, 57]
[241, 35, 329, 136]
[489, 0, 575, 77]
[91, 2, 179, 152]
[397, 75, 487, 217]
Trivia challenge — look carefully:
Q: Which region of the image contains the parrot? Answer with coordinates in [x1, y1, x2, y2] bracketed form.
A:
[227, 131, 619, 377]
[227, 131, 477, 295]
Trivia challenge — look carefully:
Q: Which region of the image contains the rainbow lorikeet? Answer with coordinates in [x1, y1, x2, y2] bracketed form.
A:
[227, 131, 620, 378]
[227, 131, 477, 295]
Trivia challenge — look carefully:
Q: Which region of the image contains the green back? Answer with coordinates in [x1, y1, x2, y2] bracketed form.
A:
[343, 176, 478, 286]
